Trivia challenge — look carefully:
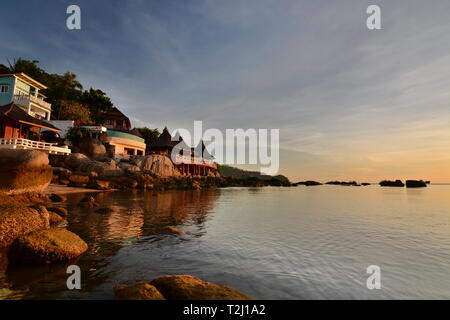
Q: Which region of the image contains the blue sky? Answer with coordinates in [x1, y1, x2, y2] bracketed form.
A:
[2, 0, 450, 182]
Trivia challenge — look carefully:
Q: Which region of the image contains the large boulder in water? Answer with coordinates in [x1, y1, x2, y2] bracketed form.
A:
[0, 149, 52, 194]
[9, 228, 88, 264]
[114, 282, 166, 300]
[134, 155, 180, 178]
[0, 201, 50, 247]
[406, 180, 427, 188]
[150, 275, 252, 300]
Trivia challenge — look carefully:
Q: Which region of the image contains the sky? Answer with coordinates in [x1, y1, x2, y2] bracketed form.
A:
[1, 0, 450, 182]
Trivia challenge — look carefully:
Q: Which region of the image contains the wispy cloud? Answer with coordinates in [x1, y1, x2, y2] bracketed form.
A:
[1, 0, 450, 181]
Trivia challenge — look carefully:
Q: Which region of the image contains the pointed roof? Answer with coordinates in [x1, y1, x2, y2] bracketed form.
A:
[0, 103, 60, 131]
[102, 107, 131, 128]
[149, 127, 179, 148]
[193, 140, 214, 159]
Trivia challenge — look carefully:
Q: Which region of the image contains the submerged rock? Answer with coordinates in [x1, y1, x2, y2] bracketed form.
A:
[150, 275, 252, 300]
[114, 282, 165, 300]
[406, 180, 427, 188]
[9, 229, 88, 264]
[0, 149, 52, 194]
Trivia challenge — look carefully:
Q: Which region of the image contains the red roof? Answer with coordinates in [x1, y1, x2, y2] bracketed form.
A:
[0, 103, 61, 131]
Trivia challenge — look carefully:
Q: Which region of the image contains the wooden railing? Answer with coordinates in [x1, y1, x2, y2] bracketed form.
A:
[0, 138, 71, 155]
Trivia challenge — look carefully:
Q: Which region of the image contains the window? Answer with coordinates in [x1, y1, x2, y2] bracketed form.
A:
[0, 84, 9, 93]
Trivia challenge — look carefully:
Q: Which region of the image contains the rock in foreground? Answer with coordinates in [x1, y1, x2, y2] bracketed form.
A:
[115, 282, 166, 300]
[0, 204, 49, 247]
[0, 149, 52, 194]
[9, 229, 88, 264]
[151, 275, 252, 300]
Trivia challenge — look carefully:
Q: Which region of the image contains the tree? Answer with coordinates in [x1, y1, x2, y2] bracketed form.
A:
[136, 127, 160, 145]
[57, 100, 93, 125]
[3, 58, 116, 123]
[81, 88, 113, 122]
[66, 126, 89, 145]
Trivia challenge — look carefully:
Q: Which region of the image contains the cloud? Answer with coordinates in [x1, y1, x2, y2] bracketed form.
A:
[1, 0, 450, 181]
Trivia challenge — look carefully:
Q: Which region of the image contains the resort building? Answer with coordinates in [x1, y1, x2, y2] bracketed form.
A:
[0, 73, 70, 155]
[100, 107, 146, 156]
[149, 127, 217, 176]
[0, 103, 70, 155]
[0, 73, 52, 120]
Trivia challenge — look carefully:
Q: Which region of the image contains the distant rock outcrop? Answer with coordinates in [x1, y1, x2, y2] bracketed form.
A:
[405, 180, 427, 188]
[294, 181, 322, 186]
[0, 149, 52, 194]
[379, 180, 405, 187]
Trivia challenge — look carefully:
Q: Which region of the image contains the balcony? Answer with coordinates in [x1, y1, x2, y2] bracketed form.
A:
[13, 94, 51, 112]
[0, 138, 71, 155]
[173, 154, 217, 168]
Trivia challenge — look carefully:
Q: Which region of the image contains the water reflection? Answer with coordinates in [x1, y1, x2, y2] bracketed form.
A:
[0, 189, 219, 299]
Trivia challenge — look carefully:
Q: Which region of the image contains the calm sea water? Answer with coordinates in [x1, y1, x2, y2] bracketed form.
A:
[1, 185, 450, 299]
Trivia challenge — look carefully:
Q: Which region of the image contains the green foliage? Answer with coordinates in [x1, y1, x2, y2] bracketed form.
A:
[57, 100, 93, 125]
[4, 58, 114, 121]
[66, 126, 89, 145]
[136, 127, 160, 145]
[81, 88, 113, 122]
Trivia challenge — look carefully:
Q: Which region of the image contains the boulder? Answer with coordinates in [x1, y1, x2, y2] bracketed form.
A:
[78, 138, 106, 157]
[406, 180, 427, 188]
[0, 149, 52, 194]
[150, 275, 252, 300]
[379, 180, 405, 187]
[89, 179, 111, 190]
[114, 282, 165, 300]
[118, 162, 141, 173]
[139, 155, 180, 178]
[49, 193, 67, 203]
[69, 175, 89, 187]
[49, 211, 63, 225]
[52, 167, 72, 180]
[0, 204, 50, 247]
[0, 248, 8, 273]
[9, 229, 88, 264]
[48, 207, 68, 217]
[64, 153, 90, 170]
